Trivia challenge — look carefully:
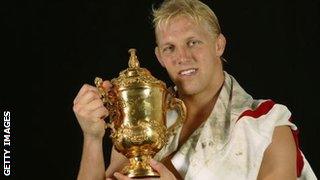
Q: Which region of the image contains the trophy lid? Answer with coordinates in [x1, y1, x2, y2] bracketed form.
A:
[111, 48, 166, 89]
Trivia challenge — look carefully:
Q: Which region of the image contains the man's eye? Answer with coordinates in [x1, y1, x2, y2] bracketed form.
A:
[163, 46, 174, 53]
[188, 40, 200, 47]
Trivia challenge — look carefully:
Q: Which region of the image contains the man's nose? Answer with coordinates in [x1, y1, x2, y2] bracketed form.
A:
[177, 47, 192, 65]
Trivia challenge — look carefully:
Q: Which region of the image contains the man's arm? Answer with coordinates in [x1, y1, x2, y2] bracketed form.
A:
[73, 83, 111, 180]
[78, 139, 128, 180]
[257, 126, 297, 180]
[78, 137, 105, 180]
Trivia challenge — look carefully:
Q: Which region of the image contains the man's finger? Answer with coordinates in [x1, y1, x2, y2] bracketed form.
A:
[113, 172, 131, 180]
[150, 159, 171, 177]
[74, 84, 98, 104]
[102, 80, 113, 91]
[86, 98, 105, 111]
[91, 106, 109, 120]
[77, 90, 100, 106]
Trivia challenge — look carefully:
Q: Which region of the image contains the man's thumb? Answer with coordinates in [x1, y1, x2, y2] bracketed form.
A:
[102, 80, 112, 90]
[150, 159, 168, 176]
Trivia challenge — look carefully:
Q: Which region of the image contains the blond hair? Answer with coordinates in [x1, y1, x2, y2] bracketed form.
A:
[152, 0, 221, 40]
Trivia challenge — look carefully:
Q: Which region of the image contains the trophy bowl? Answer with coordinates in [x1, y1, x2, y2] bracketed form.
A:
[95, 49, 186, 178]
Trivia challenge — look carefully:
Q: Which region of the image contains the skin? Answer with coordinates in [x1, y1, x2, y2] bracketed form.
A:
[257, 126, 297, 180]
[154, 15, 226, 148]
[74, 15, 297, 180]
[73, 82, 111, 180]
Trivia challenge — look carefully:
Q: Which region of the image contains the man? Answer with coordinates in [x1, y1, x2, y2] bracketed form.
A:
[73, 0, 316, 179]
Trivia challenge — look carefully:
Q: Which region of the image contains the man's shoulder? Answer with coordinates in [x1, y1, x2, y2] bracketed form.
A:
[233, 99, 295, 142]
[236, 99, 291, 121]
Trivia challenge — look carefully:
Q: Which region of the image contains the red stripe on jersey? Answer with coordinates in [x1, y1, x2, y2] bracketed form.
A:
[289, 117, 304, 177]
[237, 100, 275, 121]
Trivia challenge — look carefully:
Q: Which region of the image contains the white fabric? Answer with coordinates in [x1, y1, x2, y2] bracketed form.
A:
[154, 72, 317, 180]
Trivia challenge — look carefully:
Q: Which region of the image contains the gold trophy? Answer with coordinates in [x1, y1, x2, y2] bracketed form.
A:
[95, 48, 186, 178]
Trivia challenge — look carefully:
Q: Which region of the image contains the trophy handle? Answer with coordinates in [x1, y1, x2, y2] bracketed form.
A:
[94, 77, 116, 132]
[166, 97, 187, 137]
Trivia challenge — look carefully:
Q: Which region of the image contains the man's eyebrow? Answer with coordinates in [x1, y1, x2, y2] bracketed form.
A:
[159, 42, 174, 47]
[186, 36, 197, 41]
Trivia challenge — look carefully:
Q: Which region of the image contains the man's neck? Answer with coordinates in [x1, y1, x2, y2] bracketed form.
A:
[180, 72, 225, 124]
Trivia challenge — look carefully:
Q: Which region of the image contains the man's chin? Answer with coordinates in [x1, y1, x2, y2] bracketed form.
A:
[177, 86, 200, 97]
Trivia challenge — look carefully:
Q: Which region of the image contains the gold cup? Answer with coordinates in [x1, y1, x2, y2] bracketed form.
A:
[95, 49, 186, 178]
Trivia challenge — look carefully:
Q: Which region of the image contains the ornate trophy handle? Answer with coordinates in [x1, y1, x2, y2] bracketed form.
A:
[94, 77, 116, 132]
[166, 97, 187, 137]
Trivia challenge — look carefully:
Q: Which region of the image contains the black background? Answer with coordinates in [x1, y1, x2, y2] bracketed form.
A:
[1, 0, 319, 179]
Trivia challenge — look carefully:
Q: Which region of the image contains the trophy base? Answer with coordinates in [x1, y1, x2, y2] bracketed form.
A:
[122, 156, 160, 178]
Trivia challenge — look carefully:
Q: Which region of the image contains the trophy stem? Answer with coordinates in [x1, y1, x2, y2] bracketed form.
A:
[122, 155, 159, 178]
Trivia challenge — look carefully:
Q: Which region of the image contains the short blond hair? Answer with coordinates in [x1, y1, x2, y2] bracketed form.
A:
[152, 0, 221, 40]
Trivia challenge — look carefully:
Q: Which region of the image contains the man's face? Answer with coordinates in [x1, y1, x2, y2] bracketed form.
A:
[155, 15, 225, 97]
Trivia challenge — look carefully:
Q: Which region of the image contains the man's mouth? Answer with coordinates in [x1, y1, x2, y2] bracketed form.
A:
[178, 68, 198, 76]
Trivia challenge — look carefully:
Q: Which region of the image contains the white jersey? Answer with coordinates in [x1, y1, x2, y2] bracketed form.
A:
[155, 72, 317, 180]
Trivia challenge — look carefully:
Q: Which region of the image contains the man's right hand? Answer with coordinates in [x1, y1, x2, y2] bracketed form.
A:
[73, 81, 112, 140]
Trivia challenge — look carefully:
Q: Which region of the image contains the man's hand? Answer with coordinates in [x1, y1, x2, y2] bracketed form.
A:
[73, 81, 112, 140]
[110, 159, 177, 180]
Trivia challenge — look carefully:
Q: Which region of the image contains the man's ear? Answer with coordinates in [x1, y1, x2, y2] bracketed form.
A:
[215, 34, 226, 57]
[155, 46, 165, 67]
